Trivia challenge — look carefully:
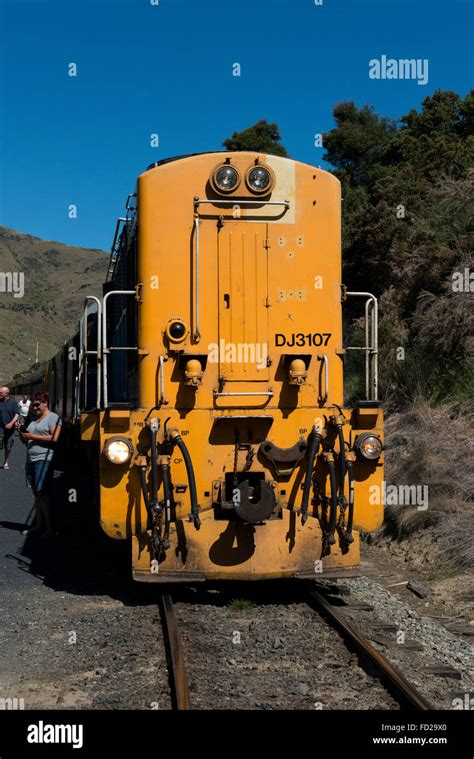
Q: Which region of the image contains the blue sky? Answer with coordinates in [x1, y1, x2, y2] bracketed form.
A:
[0, 0, 472, 251]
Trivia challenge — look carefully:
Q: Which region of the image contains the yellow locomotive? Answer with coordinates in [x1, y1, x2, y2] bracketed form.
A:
[14, 151, 384, 582]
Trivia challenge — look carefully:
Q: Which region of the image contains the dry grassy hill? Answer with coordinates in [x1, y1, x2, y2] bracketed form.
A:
[0, 226, 108, 383]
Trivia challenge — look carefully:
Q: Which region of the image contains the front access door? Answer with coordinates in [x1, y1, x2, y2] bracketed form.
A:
[216, 222, 270, 383]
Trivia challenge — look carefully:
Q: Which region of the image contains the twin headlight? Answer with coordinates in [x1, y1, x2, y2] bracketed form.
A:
[211, 163, 274, 195]
[213, 165, 240, 193]
[103, 437, 133, 464]
[354, 433, 383, 461]
[247, 167, 272, 193]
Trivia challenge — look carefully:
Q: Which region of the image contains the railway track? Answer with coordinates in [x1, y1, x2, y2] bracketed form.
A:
[160, 594, 191, 710]
[306, 589, 432, 711]
[159, 585, 432, 711]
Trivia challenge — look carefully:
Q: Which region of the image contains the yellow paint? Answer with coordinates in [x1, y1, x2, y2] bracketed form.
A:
[132, 509, 360, 581]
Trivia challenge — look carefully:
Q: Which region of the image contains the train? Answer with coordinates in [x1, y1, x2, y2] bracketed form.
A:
[11, 151, 384, 582]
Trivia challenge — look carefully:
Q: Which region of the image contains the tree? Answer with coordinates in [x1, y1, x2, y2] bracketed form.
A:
[322, 91, 474, 406]
[223, 120, 288, 156]
[323, 102, 396, 186]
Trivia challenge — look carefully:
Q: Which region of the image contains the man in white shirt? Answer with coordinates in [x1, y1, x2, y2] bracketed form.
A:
[18, 397, 31, 428]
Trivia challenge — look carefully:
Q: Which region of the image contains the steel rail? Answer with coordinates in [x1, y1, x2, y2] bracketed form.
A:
[160, 594, 191, 710]
[307, 589, 431, 711]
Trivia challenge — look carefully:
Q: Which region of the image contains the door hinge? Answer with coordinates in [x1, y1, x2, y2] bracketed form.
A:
[264, 296, 272, 308]
[263, 238, 271, 250]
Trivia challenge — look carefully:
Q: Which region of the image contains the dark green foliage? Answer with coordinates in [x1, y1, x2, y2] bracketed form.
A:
[323, 91, 474, 408]
[223, 120, 288, 157]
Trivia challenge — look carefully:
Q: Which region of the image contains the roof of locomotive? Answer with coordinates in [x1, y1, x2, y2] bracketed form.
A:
[146, 150, 293, 172]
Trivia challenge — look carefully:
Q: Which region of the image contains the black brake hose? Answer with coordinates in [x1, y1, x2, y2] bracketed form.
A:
[327, 459, 338, 545]
[150, 426, 159, 508]
[139, 465, 151, 517]
[345, 459, 355, 543]
[160, 461, 171, 549]
[173, 434, 201, 529]
[301, 429, 324, 525]
[337, 425, 347, 499]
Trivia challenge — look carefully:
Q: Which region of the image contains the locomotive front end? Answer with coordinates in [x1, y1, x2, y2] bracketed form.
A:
[94, 151, 384, 581]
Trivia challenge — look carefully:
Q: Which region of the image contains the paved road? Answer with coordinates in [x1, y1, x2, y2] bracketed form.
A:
[0, 434, 170, 709]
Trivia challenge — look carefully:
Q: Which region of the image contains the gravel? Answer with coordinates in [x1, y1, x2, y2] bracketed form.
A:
[174, 593, 399, 710]
[342, 576, 474, 708]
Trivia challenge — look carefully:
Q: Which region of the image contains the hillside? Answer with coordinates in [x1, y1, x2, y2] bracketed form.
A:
[0, 226, 108, 383]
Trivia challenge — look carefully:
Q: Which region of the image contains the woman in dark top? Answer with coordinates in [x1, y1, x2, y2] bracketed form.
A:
[19, 392, 61, 538]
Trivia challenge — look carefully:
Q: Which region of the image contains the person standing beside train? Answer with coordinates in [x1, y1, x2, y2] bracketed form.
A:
[18, 396, 31, 429]
[19, 392, 61, 538]
[0, 386, 20, 470]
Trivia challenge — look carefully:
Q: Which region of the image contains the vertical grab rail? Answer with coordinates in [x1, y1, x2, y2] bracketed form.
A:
[75, 314, 84, 419]
[345, 291, 379, 401]
[158, 355, 168, 406]
[76, 296, 102, 416]
[317, 354, 329, 404]
[84, 296, 102, 410]
[193, 213, 201, 342]
[102, 290, 138, 408]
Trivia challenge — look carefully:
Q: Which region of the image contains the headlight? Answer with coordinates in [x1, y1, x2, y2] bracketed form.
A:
[165, 318, 188, 344]
[355, 433, 383, 460]
[103, 437, 133, 464]
[246, 166, 274, 194]
[211, 164, 240, 193]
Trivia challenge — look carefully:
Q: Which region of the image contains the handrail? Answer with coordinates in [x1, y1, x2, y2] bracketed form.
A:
[107, 217, 128, 279]
[317, 354, 328, 404]
[213, 389, 273, 397]
[102, 290, 138, 408]
[126, 193, 137, 211]
[158, 355, 168, 406]
[194, 198, 290, 210]
[193, 214, 201, 342]
[345, 291, 378, 401]
[75, 313, 84, 418]
[82, 296, 102, 410]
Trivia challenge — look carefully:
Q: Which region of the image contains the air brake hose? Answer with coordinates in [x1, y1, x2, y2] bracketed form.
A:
[160, 460, 172, 550]
[325, 454, 338, 545]
[138, 465, 151, 516]
[337, 425, 347, 500]
[345, 453, 356, 543]
[147, 421, 166, 562]
[301, 427, 324, 525]
[149, 424, 159, 509]
[169, 431, 201, 529]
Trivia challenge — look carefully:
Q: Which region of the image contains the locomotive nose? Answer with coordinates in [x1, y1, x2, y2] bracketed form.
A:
[233, 479, 276, 522]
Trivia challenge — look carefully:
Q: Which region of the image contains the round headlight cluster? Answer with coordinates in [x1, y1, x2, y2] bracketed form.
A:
[246, 166, 272, 194]
[212, 165, 240, 193]
[210, 162, 275, 196]
[355, 433, 383, 461]
[103, 437, 133, 464]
